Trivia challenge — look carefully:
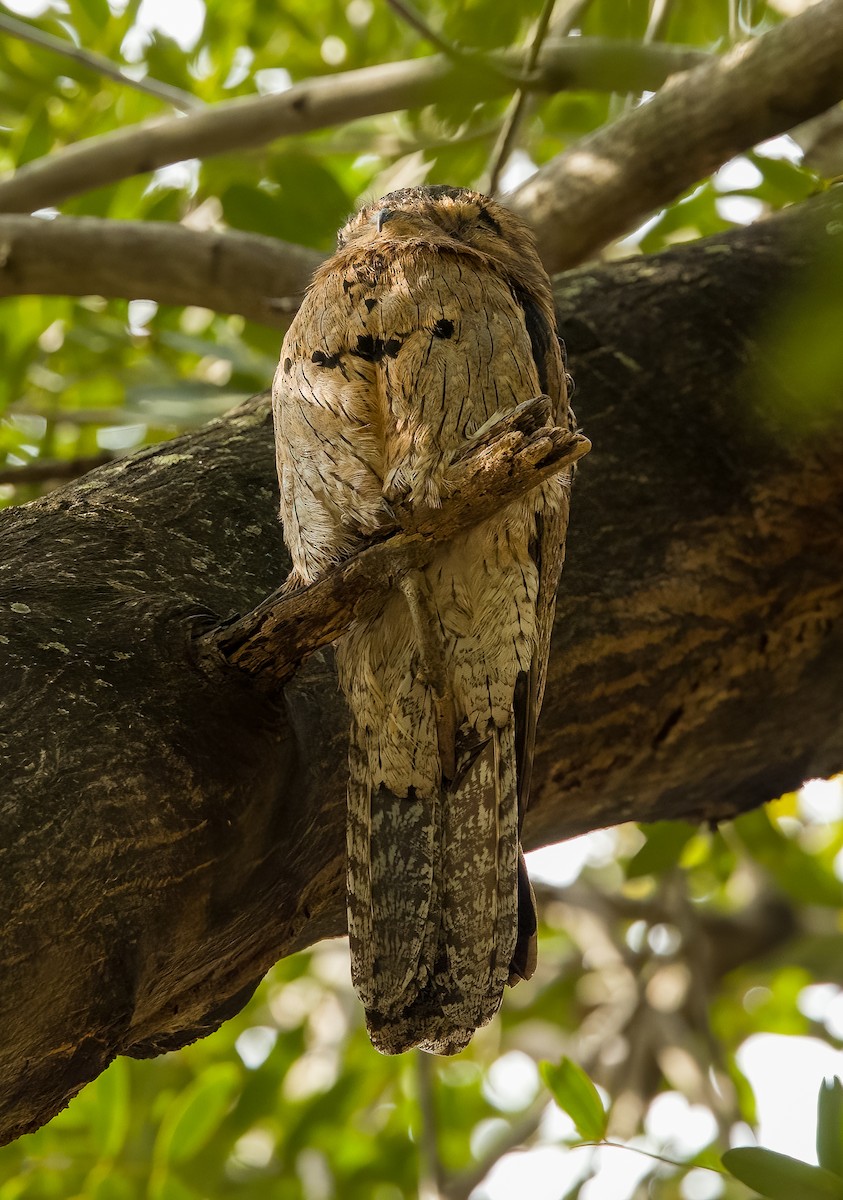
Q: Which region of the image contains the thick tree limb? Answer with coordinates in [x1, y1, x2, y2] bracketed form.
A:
[510, 0, 843, 270]
[1, 196, 842, 1145]
[0, 40, 708, 215]
[0, 216, 322, 325]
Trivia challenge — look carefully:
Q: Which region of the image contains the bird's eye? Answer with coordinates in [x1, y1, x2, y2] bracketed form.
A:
[476, 208, 501, 235]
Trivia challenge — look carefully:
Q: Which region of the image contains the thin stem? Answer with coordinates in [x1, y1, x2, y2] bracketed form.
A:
[485, 0, 557, 195]
[383, 0, 533, 86]
[383, 0, 462, 60]
[644, 0, 678, 44]
[416, 1052, 443, 1200]
[486, 0, 596, 195]
[0, 13, 202, 112]
[576, 1140, 731, 1178]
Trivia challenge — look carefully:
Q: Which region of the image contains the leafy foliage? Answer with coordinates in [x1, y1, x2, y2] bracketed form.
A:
[540, 1057, 607, 1141]
[0, 0, 828, 502]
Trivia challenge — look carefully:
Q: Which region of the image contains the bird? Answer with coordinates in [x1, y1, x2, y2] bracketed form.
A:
[272, 184, 572, 1054]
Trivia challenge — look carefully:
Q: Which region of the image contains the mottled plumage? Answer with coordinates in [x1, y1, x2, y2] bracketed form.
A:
[273, 185, 571, 1053]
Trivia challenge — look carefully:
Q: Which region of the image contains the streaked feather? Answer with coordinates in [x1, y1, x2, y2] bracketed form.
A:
[273, 186, 572, 1053]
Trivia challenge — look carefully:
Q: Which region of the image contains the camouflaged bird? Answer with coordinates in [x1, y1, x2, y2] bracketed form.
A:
[272, 185, 572, 1054]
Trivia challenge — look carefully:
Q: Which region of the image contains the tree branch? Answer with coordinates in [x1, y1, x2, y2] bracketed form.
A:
[0, 453, 113, 486]
[485, 0, 563, 195]
[1, 5, 841, 323]
[1, 196, 842, 1145]
[0, 13, 201, 113]
[199, 400, 590, 683]
[0, 216, 323, 326]
[509, 0, 843, 270]
[0, 40, 708, 215]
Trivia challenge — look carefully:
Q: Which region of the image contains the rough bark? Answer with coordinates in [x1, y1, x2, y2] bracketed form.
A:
[510, 0, 843, 270]
[0, 216, 322, 327]
[1, 193, 842, 1145]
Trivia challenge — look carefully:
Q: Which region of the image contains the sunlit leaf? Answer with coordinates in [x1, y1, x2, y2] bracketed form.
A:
[540, 1058, 607, 1141]
[749, 151, 820, 202]
[734, 809, 843, 906]
[70, 0, 112, 29]
[153, 1064, 240, 1164]
[626, 820, 697, 879]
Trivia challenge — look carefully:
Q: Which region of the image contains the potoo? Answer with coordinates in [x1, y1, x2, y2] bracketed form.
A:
[272, 185, 572, 1054]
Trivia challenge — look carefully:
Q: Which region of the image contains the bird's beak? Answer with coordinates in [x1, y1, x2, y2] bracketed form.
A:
[376, 208, 393, 234]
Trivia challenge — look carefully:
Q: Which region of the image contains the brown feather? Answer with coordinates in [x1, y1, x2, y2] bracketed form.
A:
[273, 186, 572, 1053]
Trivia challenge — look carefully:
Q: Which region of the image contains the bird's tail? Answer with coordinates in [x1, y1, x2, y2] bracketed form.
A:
[348, 720, 521, 1055]
[346, 734, 441, 1023]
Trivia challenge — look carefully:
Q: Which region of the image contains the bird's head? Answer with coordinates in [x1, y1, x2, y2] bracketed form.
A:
[337, 185, 550, 299]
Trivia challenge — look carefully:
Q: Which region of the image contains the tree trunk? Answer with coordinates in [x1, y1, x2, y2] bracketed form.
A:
[1, 191, 841, 1145]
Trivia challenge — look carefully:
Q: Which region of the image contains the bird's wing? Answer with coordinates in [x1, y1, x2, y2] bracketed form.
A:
[509, 285, 570, 984]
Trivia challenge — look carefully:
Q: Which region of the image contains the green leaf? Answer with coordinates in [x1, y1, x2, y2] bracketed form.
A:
[748, 151, 820, 201]
[817, 1077, 843, 1177]
[722, 1148, 843, 1200]
[734, 809, 843, 907]
[91, 1057, 130, 1158]
[148, 1170, 200, 1200]
[626, 821, 697, 879]
[153, 1063, 240, 1165]
[15, 106, 52, 167]
[540, 1058, 607, 1141]
[70, 0, 112, 28]
[220, 183, 287, 239]
[264, 151, 352, 250]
